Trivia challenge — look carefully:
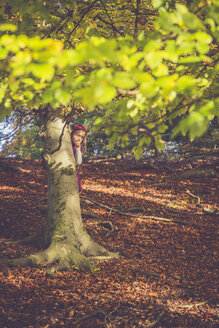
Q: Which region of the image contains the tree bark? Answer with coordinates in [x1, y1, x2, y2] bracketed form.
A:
[1, 111, 115, 271]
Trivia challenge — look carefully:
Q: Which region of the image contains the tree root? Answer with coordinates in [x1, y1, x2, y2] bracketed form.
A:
[82, 210, 102, 219]
[4, 226, 46, 247]
[0, 240, 117, 272]
[87, 220, 117, 237]
[88, 253, 119, 261]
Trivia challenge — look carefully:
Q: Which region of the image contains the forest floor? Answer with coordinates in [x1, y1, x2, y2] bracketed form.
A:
[0, 156, 218, 328]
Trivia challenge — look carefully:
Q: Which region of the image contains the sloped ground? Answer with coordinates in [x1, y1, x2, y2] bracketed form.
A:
[0, 157, 218, 328]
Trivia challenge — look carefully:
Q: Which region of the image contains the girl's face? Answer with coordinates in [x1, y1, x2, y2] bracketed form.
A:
[72, 130, 86, 147]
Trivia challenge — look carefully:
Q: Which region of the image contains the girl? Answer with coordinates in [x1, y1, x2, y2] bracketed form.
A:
[71, 124, 87, 192]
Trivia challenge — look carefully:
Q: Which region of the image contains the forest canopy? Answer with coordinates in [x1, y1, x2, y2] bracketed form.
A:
[0, 0, 218, 158]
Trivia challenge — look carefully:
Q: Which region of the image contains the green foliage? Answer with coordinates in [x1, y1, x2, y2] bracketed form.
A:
[0, 114, 43, 159]
[0, 0, 218, 158]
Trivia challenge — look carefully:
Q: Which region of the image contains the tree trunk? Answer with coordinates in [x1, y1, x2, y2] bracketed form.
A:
[1, 112, 114, 271]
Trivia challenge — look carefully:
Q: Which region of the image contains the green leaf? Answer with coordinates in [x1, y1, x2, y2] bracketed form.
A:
[153, 63, 168, 77]
[205, 18, 216, 33]
[139, 136, 151, 146]
[140, 74, 157, 98]
[0, 46, 8, 59]
[199, 101, 216, 117]
[75, 83, 116, 108]
[0, 24, 17, 32]
[55, 88, 71, 105]
[152, 0, 165, 9]
[155, 137, 165, 150]
[145, 51, 163, 69]
[157, 11, 180, 33]
[22, 78, 35, 86]
[165, 40, 178, 62]
[23, 90, 34, 100]
[4, 98, 11, 108]
[177, 76, 196, 91]
[1, 35, 19, 52]
[194, 31, 212, 44]
[97, 39, 117, 60]
[175, 4, 188, 14]
[130, 107, 139, 118]
[29, 63, 55, 81]
[144, 40, 162, 52]
[112, 72, 136, 89]
[42, 88, 55, 104]
[196, 43, 210, 54]
[178, 56, 202, 64]
[0, 83, 7, 103]
[9, 80, 20, 92]
[94, 117, 104, 126]
[93, 83, 116, 104]
[182, 12, 204, 30]
[59, 49, 83, 67]
[119, 52, 142, 71]
[172, 111, 208, 140]
[108, 133, 118, 149]
[156, 74, 178, 89]
[0, 107, 12, 122]
[158, 124, 167, 133]
[135, 144, 144, 160]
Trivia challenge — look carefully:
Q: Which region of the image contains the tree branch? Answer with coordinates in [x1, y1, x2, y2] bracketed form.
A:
[116, 88, 139, 95]
[134, 0, 141, 39]
[98, 0, 118, 38]
[66, 0, 98, 42]
[95, 14, 124, 36]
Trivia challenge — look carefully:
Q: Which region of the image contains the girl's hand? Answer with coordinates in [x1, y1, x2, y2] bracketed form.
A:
[74, 142, 81, 148]
[81, 135, 87, 154]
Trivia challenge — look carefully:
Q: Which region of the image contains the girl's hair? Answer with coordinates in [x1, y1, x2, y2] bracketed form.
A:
[71, 124, 87, 154]
[71, 124, 87, 134]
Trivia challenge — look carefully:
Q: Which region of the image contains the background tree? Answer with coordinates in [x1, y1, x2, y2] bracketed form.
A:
[0, 0, 218, 271]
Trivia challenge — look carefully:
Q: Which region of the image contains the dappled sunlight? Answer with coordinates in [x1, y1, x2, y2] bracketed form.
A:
[0, 158, 218, 327]
[83, 180, 202, 215]
[0, 185, 24, 192]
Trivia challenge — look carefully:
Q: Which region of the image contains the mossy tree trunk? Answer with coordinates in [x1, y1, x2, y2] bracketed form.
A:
[1, 111, 113, 271]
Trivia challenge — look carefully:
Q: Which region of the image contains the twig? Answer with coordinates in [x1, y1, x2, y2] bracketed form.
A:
[76, 310, 106, 322]
[89, 254, 118, 261]
[98, 0, 119, 38]
[80, 196, 199, 226]
[185, 189, 201, 205]
[143, 310, 165, 328]
[178, 297, 214, 309]
[66, 0, 98, 41]
[87, 220, 116, 236]
[82, 210, 101, 219]
[95, 14, 123, 36]
[134, 0, 141, 38]
[185, 189, 219, 214]
[203, 207, 219, 215]
[144, 271, 161, 278]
